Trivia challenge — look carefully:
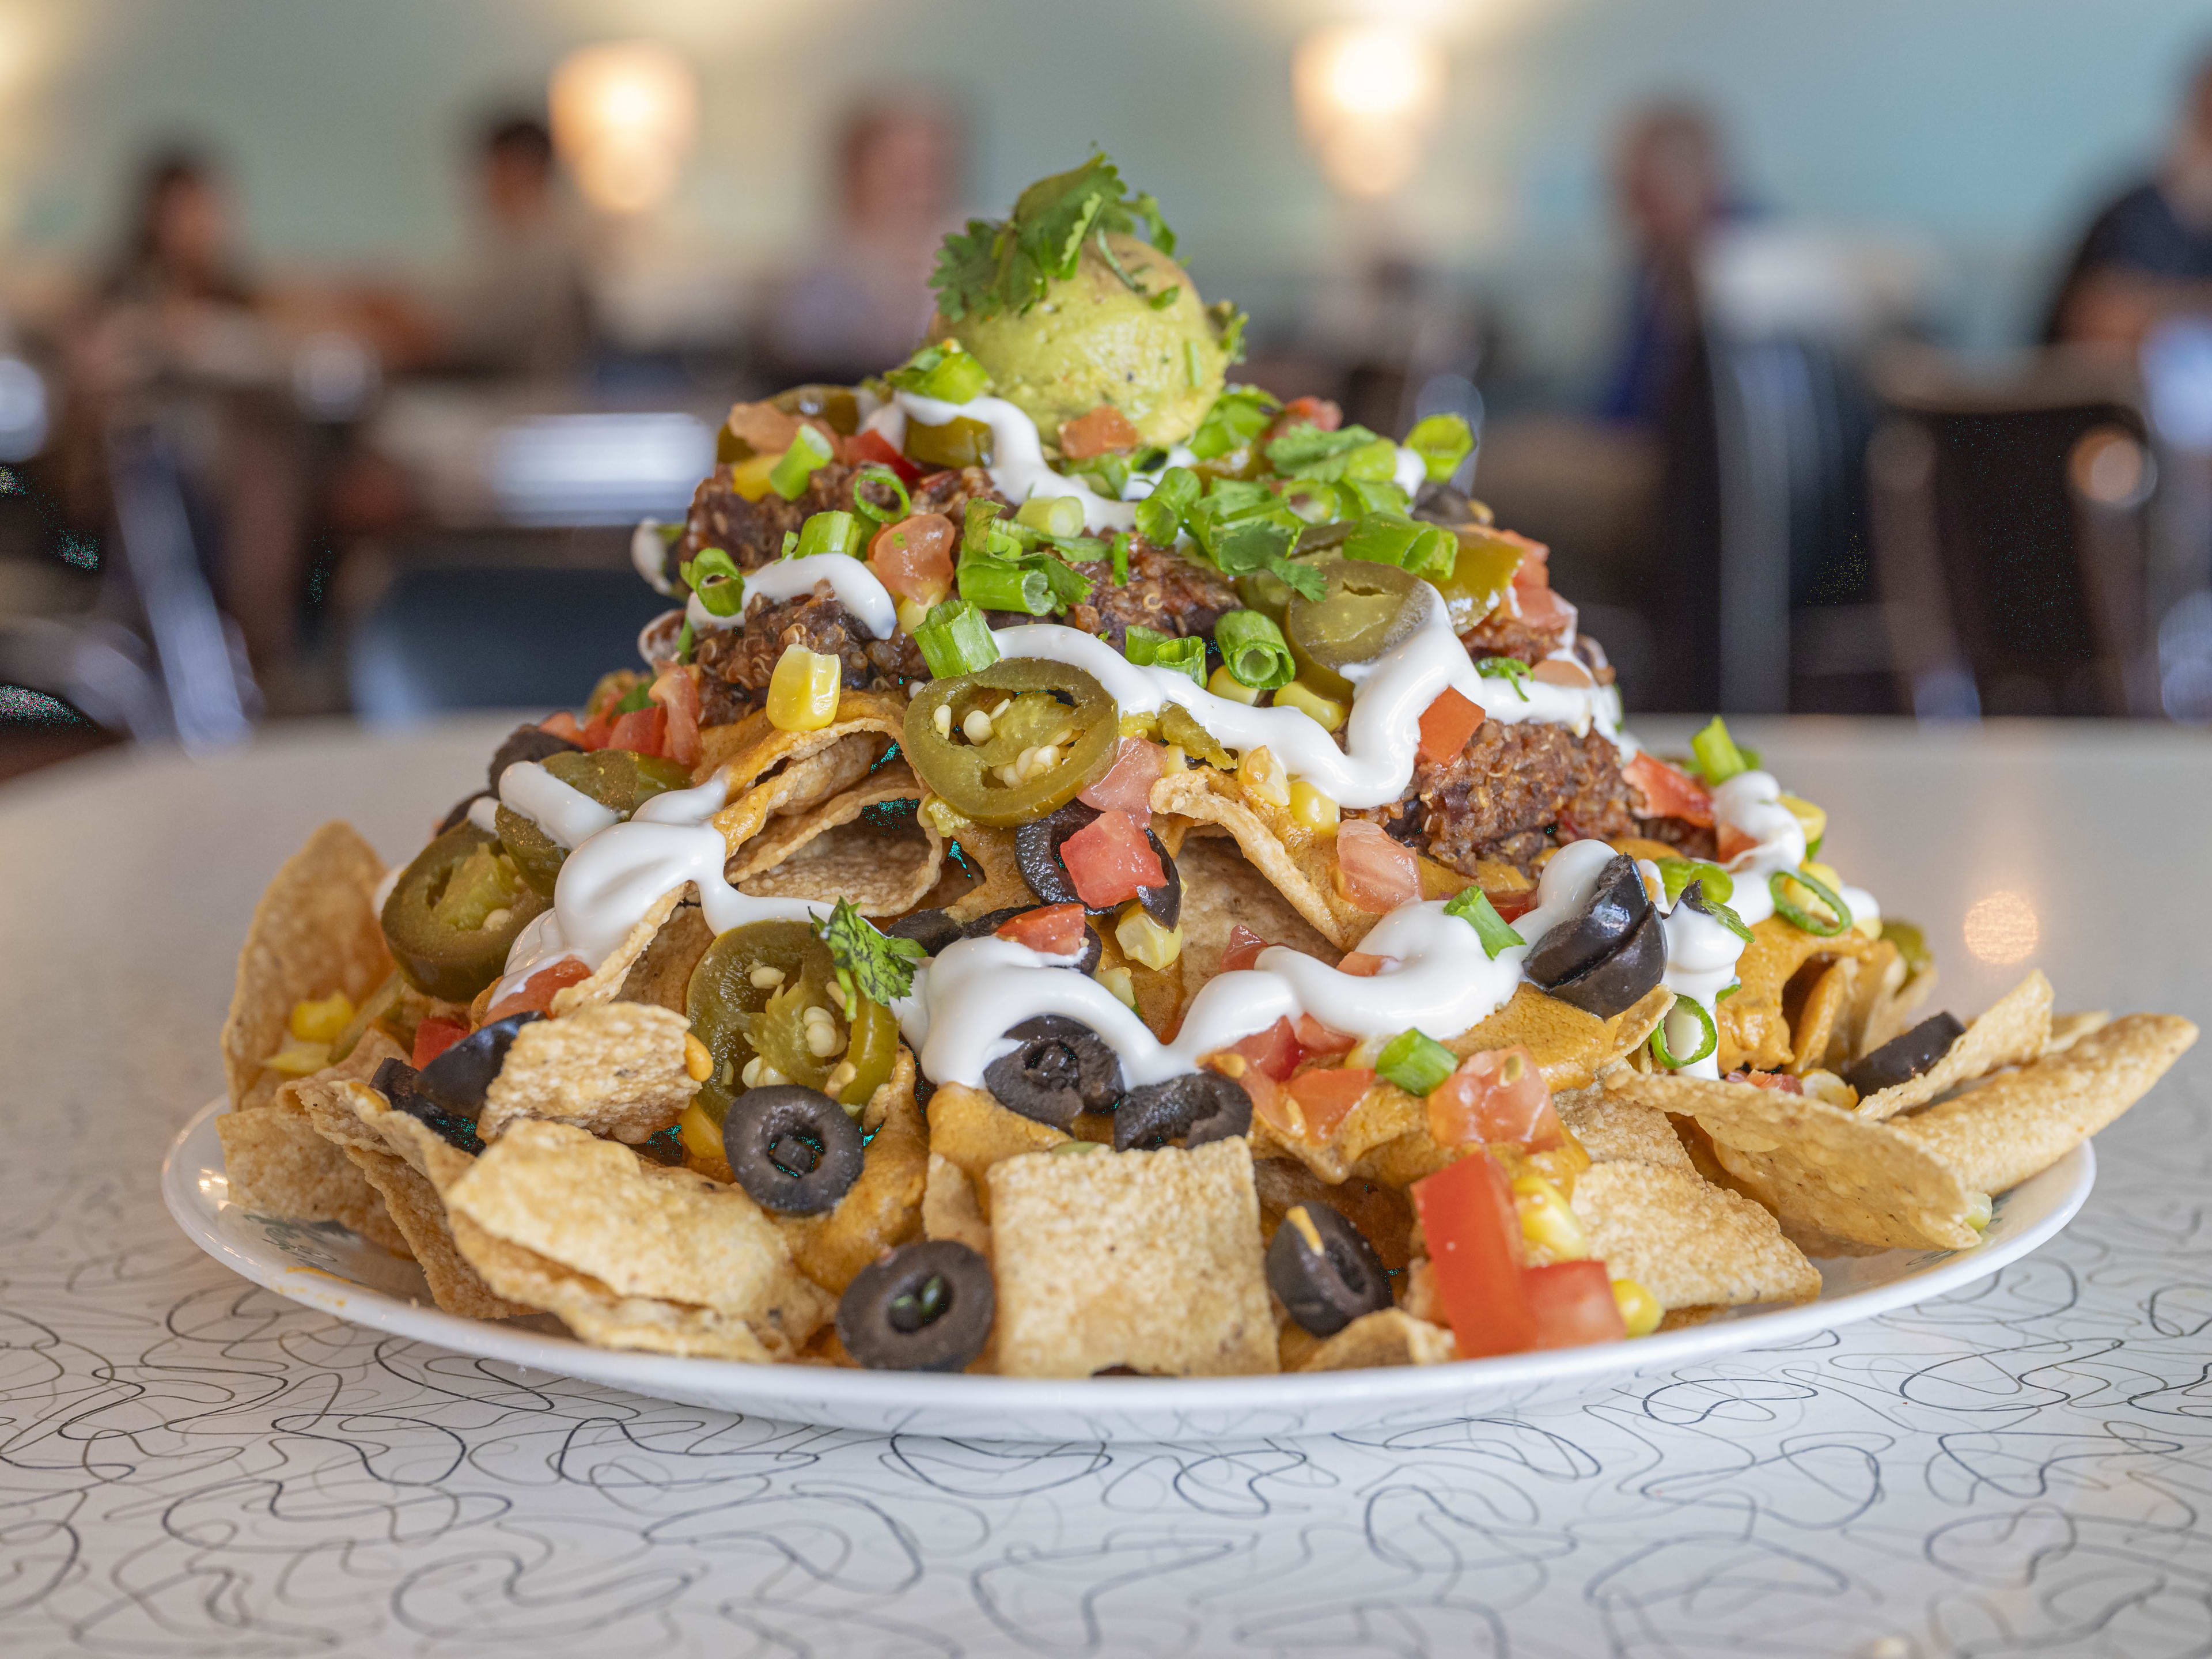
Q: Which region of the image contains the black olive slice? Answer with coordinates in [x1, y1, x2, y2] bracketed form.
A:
[488, 721, 582, 791]
[1411, 479, 1476, 527]
[1266, 1202, 1393, 1337]
[959, 907, 1104, 976]
[982, 1015, 1125, 1129]
[837, 1240, 995, 1372]
[1524, 854, 1652, 991]
[1013, 801, 1180, 929]
[1133, 830, 1180, 930]
[1842, 1012, 1967, 1097]
[720, 1085, 863, 1214]
[883, 907, 962, 957]
[1114, 1070, 1251, 1151]
[1541, 900, 1668, 1018]
[370, 1057, 484, 1153]
[414, 1012, 543, 1118]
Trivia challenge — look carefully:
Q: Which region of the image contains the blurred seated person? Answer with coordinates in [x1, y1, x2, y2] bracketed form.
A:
[2047, 51, 2212, 354]
[434, 115, 596, 378]
[759, 96, 963, 384]
[57, 146, 307, 675]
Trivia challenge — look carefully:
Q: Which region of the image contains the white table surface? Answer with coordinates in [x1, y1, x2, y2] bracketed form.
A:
[1, 714, 2206, 1658]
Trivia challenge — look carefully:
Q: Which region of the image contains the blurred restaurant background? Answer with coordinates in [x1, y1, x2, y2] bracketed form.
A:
[3, 0, 2211, 775]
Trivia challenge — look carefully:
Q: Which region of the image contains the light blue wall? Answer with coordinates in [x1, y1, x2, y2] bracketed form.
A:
[9, 0, 2208, 358]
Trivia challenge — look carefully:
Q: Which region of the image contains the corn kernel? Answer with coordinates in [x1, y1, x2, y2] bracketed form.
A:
[1798, 1068, 1857, 1109]
[1965, 1190, 1993, 1231]
[1237, 744, 1290, 808]
[678, 1101, 724, 1164]
[894, 595, 933, 635]
[1274, 680, 1346, 733]
[261, 1039, 332, 1076]
[1097, 965, 1138, 1009]
[1512, 1172, 1589, 1262]
[1289, 779, 1339, 834]
[1778, 794, 1828, 849]
[1115, 903, 1184, 971]
[1612, 1277, 1662, 1338]
[1207, 664, 1263, 706]
[766, 645, 843, 731]
[728, 452, 780, 502]
[288, 992, 355, 1044]
[1160, 743, 1187, 772]
[683, 1032, 714, 1082]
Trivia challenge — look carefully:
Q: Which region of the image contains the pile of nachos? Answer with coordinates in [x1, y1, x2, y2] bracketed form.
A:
[217, 157, 2195, 1378]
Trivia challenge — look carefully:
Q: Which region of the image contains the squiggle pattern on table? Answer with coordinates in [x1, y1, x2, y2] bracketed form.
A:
[0, 1055, 2206, 1657]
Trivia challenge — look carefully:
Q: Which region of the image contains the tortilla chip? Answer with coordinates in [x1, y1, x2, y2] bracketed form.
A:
[1292, 1308, 1456, 1372]
[922, 1153, 993, 1256]
[445, 1120, 831, 1359]
[926, 1081, 1069, 1211]
[1251, 1157, 1414, 1270]
[1174, 834, 1340, 994]
[774, 1048, 927, 1293]
[2045, 1010, 2112, 1056]
[701, 690, 908, 851]
[551, 885, 691, 1016]
[737, 800, 944, 917]
[729, 756, 931, 868]
[1658, 1306, 1723, 1331]
[1787, 956, 1855, 1075]
[1862, 960, 1937, 1058]
[938, 823, 1035, 925]
[1830, 939, 1902, 1062]
[221, 821, 393, 1111]
[1150, 766, 1372, 950]
[478, 1001, 698, 1143]
[988, 1136, 1277, 1377]
[1555, 1085, 1694, 1171]
[1895, 1014, 2196, 1194]
[1571, 1158, 1822, 1309]
[1857, 970, 2052, 1119]
[613, 898, 714, 1014]
[1717, 917, 1872, 1075]
[1603, 1067, 1982, 1251]
[217, 1105, 409, 1255]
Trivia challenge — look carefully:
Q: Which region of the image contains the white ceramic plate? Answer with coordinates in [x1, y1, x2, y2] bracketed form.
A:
[165, 1097, 2093, 1443]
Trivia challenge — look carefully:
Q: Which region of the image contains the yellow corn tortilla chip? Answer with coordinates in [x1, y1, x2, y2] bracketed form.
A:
[922, 1153, 993, 1256]
[926, 1081, 1069, 1213]
[1857, 970, 2052, 1119]
[1252, 1157, 1415, 1270]
[1555, 1085, 1694, 1171]
[1830, 938, 1903, 1062]
[1603, 1066, 1982, 1251]
[2045, 1010, 2112, 1055]
[1862, 960, 1937, 1058]
[1895, 1013, 2196, 1194]
[937, 823, 1036, 925]
[1149, 766, 1372, 950]
[1173, 833, 1340, 994]
[700, 690, 909, 852]
[737, 802, 945, 917]
[988, 1137, 1277, 1377]
[1718, 917, 1873, 1075]
[1571, 1158, 1822, 1309]
[1291, 1308, 1456, 1372]
[221, 821, 393, 1112]
[219, 1026, 411, 1253]
[1788, 956, 1855, 1075]
[444, 1120, 831, 1358]
[727, 756, 930, 873]
[774, 1048, 927, 1293]
[478, 1001, 698, 1143]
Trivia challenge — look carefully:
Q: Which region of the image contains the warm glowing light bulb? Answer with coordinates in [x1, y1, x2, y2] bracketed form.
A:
[550, 40, 699, 215]
[1963, 889, 2039, 965]
[1293, 23, 1446, 199]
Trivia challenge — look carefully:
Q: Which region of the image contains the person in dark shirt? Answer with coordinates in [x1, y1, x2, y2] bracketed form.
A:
[2047, 52, 2212, 350]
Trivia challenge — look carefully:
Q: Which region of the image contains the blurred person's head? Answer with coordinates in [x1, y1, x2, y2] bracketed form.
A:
[117, 145, 246, 301]
[837, 99, 961, 237]
[1613, 100, 1726, 263]
[479, 114, 557, 228]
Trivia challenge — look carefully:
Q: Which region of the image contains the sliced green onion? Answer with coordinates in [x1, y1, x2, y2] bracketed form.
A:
[961, 498, 1027, 560]
[1691, 715, 1749, 785]
[956, 556, 1052, 615]
[768, 424, 835, 501]
[794, 510, 862, 560]
[1124, 624, 1206, 687]
[679, 547, 747, 618]
[850, 464, 911, 526]
[1109, 531, 1132, 586]
[1770, 866, 1853, 937]
[1016, 495, 1085, 538]
[1406, 413, 1475, 483]
[1185, 339, 1203, 389]
[1657, 857, 1733, 907]
[1377, 1028, 1458, 1097]
[1443, 885, 1525, 959]
[912, 599, 1001, 678]
[1649, 996, 1717, 1069]
[1475, 656, 1533, 702]
[1134, 467, 1201, 546]
[888, 340, 989, 403]
[1341, 511, 1453, 579]
[1342, 478, 1410, 516]
[1214, 609, 1294, 690]
[675, 618, 695, 662]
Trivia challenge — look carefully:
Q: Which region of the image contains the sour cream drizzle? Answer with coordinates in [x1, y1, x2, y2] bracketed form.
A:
[888, 391, 1139, 532]
[685, 553, 897, 641]
[496, 760, 616, 849]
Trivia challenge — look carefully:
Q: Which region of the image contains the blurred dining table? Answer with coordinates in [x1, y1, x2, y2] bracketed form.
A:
[1, 713, 2207, 1658]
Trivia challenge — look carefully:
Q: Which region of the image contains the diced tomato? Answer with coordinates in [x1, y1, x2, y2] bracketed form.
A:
[1221, 925, 1272, 973]
[1717, 822, 1759, 862]
[1263, 396, 1343, 447]
[869, 512, 956, 604]
[844, 427, 922, 486]
[608, 704, 667, 757]
[1504, 532, 1577, 634]
[1240, 1062, 1299, 1140]
[649, 664, 702, 767]
[1058, 810, 1165, 908]
[1727, 1069, 1804, 1094]
[1286, 1066, 1374, 1142]
[574, 702, 619, 750]
[411, 1017, 470, 1070]
[996, 903, 1088, 956]
[1332, 820, 1421, 913]
[1523, 1260, 1627, 1350]
[1293, 1014, 1355, 1056]
[486, 957, 591, 1022]
[540, 711, 589, 745]
[1416, 686, 1486, 765]
[1059, 405, 1143, 459]
[1230, 1016, 1301, 1082]
[1487, 887, 1540, 923]
[1077, 737, 1167, 829]
[1410, 1152, 1536, 1359]
[1337, 951, 1388, 976]
[1621, 751, 1713, 827]
[1425, 1045, 1562, 1151]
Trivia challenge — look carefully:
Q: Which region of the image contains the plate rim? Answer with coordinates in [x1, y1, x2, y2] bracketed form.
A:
[164, 1096, 2094, 1423]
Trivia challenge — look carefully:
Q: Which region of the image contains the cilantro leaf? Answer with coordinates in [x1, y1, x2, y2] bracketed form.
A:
[929, 153, 1181, 324]
[813, 899, 927, 1007]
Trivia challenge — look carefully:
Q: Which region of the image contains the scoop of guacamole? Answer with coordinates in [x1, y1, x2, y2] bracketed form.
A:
[932, 233, 1230, 450]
